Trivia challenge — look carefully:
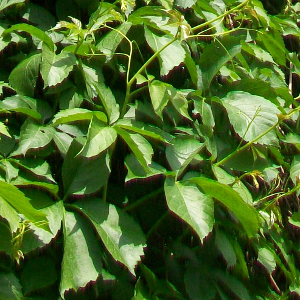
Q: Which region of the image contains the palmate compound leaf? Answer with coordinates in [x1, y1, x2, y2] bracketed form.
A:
[41, 43, 76, 88]
[144, 26, 186, 76]
[0, 181, 49, 232]
[78, 116, 117, 158]
[164, 177, 214, 243]
[73, 198, 146, 275]
[60, 211, 102, 299]
[10, 119, 55, 156]
[222, 92, 280, 145]
[190, 177, 260, 237]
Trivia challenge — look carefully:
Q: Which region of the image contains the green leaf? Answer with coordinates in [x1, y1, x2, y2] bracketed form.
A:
[74, 198, 146, 275]
[0, 272, 23, 300]
[190, 177, 259, 237]
[0, 95, 52, 122]
[115, 119, 173, 143]
[166, 137, 204, 174]
[215, 229, 236, 268]
[3, 23, 54, 51]
[10, 120, 55, 156]
[148, 80, 169, 119]
[116, 127, 153, 170]
[169, 89, 192, 120]
[21, 255, 58, 294]
[53, 131, 73, 157]
[222, 92, 280, 145]
[8, 54, 41, 97]
[0, 196, 20, 232]
[97, 22, 132, 59]
[258, 247, 276, 274]
[0, 0, 25, 12]
[0, 221, 12, 255]
[198, 35, 243, 89]
[82, 64, 120, 124]
[60, 211, 102, 298]
[212, 166, 252, 204]
[174, 0, 196, 8]
[0, 181, 49, 231]
[144, 26, 185, 76]
[62, 138, 110, 196]
[290, 155, 300, 186]
[52, 108, 107, 125]
[78, 116, 117, 158]
[0, 122, 10, 137]
[0, 160, 19, 182]
[165, 177, 214, 242]
[41, 43, 76, 88]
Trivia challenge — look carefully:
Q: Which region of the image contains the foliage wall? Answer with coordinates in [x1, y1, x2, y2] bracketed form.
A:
[0, 0, 300, 299]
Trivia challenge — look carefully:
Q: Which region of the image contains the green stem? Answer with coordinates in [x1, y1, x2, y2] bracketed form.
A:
[191, 0, 250, 33]
[123, 187, 164, 212]
[120, 36, 178, 118]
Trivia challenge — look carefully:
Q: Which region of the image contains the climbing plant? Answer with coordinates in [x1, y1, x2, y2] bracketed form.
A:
[0, 0, 300, 299]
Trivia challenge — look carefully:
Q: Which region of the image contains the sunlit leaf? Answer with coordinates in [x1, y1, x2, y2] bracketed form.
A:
[74, 198, 146, 275]
[165, 177, 214, 242]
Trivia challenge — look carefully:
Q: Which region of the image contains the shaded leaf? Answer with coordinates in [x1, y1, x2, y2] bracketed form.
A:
[0, 272, 23, 300]
[0, 221, 12, 255]
[8, 54, 41, 97]
[60, 211, 102, 298]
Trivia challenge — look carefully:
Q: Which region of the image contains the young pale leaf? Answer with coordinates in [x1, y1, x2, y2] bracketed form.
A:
[62, 138, 110, 196]
[10, 120, 55, 156]
[41, 43, 76, 88]
[8, 54, 41, 97]
[0, 196, 20, 232]
[0, 0, 25, 12]
[21, 255, 58, 294]
[144, 26, 185, 76]
[0, 272, 23, 300]
[52, 108, 107, 125]
[149, 80, 169, 119]
[0, 181, 49, 231]
[78, 116, 117, 158]
[0, 122, 10, 137]
[97, 22, 132, 59]
[116, 127, 153, 170]
[258, 247, 276, 274]
[166, 137, 204, 173]
[60, 211, 102, 299]
[198, 35, 243, 89]
[74, 198, 146, 275]
[165, 177, 214, 242]
[222, 92, 280, 145]
[3, 23, 54, 51]
[190, 177, 259, 237]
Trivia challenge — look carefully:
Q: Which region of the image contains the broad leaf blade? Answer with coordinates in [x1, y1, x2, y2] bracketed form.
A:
[222, 92, 280, 145]
[165, 177, 214, 242]
[144, 26, 185, 76]
[0, 272, 23, 300]
[190, 177, 259, 237]
[74, 198, 146, 275]
[8, 54, 41, 97]
[78, 116, 117, 157]
[60, 211, 102, 298]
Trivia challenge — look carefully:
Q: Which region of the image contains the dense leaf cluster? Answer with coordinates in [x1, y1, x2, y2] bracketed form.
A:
[0, 0, 300, 299]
